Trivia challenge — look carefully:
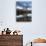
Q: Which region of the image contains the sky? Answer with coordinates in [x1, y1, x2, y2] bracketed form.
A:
[16, 1, 32, 11]
[0, 0, 46, 46]
[16, 1, 32, 8]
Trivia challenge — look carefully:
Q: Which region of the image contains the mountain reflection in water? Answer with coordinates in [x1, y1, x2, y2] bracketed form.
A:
[16, 14, 32, 22]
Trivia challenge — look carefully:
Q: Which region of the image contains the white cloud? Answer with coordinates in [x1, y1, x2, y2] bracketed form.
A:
[16, 6, 23, 9]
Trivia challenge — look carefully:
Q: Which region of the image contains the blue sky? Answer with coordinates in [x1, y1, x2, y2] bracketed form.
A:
[16, 1, 32, 8]
[16, 1, 32, 11]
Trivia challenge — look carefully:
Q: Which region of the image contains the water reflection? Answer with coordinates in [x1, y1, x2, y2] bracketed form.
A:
[16, 14, 32, 22]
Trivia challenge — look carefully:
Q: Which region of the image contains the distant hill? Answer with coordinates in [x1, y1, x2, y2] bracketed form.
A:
[16, 9, 32, 15]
